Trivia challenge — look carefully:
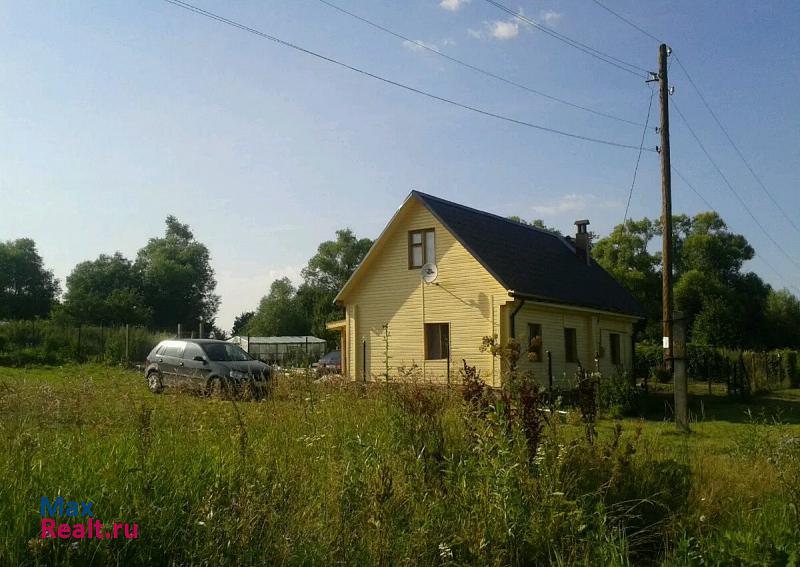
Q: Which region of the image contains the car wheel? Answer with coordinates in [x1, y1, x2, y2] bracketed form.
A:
[147, 371, 164, 394]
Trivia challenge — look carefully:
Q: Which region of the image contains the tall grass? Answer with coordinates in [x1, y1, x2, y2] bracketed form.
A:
[1, 365, 799, 565]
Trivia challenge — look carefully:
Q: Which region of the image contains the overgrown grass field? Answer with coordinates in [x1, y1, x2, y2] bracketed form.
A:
[2, 365, 800, 566]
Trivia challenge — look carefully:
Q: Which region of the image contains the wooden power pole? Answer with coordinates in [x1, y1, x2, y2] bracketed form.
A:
[656, 43, 688, 432]
[658, 43, 673, 369]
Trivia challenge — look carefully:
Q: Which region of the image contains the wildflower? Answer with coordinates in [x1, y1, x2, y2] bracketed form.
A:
[438, 542, 453, 559]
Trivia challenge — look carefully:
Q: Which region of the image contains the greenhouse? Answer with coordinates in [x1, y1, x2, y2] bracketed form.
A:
[228, 335, 327, 366]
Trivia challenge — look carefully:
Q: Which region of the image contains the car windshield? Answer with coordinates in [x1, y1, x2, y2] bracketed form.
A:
[202, 343, 252, 362]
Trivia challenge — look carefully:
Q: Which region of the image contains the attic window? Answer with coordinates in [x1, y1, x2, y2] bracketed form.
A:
[408, 229, 435, 269]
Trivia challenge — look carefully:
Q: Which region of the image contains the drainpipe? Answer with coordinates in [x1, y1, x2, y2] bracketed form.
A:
[510, 298, 526, 339]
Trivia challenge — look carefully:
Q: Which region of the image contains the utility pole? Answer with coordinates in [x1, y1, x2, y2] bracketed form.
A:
[658, 43, 673, 370]
[655, 43, 688, 432]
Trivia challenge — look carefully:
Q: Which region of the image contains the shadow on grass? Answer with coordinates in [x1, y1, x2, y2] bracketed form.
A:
[636, 385, 800, 424]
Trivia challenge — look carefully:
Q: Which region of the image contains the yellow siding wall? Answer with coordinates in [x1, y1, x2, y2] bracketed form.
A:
[343, 199, 510, 385]
[513, 302, 635, 387]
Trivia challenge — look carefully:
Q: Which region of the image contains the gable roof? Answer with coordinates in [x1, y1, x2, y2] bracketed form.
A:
[413, 191, 643, 317]
[336, 191, 643, 318]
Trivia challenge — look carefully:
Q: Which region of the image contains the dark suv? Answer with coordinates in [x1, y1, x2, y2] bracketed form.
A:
[144, 339, 271, 395]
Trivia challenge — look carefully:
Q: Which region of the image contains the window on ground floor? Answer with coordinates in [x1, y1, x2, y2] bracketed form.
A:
[610, 333, 621, 365]
[564, 328, 578, 363]
[425, 323, 449, 360]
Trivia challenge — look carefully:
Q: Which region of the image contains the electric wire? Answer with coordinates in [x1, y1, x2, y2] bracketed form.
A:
[482, 0, 651, 77]
[673, 55, 800, 234]
[584, 0, 800, 235]
[671, 165, 800, 294]
[672, 100, 800, 272]
[314, 0, 644, 127]
[588, 0, 663, 43]
[566, 0, 800, 290]
[622, 87, 656, 225]
[160, 0, 651, 151]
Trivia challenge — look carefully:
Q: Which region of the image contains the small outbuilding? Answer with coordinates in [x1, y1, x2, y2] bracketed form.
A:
[228, 335, 327, 365]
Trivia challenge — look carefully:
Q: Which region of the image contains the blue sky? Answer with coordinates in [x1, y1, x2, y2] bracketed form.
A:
[2, 0, 799, 331]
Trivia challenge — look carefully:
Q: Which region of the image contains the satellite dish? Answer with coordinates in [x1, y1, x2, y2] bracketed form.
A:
[421, 263, 438, 284]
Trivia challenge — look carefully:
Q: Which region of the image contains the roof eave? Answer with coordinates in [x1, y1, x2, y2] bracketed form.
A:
[508, 290, 645, 320]
[333, 191, 418, 304]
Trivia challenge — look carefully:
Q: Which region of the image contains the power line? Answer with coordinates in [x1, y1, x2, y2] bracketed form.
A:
[584, 0, 800, 236]
[313, 0, 644, 127]
[672, 165, 800, 294]
[481, 0, 651, 77]
[622, 87, 656, 224]
[160, 0, 651, 151]
[670, 165, 715, 211]
[672, 99, 800, 272]
[588, 0, 663, 43]
[673, 55, 800, 234]
[557, 0, 799, 290]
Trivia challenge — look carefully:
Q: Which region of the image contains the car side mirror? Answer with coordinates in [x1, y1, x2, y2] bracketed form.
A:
[193, 355, 207, 364]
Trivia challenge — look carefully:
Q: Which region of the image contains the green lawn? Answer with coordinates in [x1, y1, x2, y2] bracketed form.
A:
[2, 365, 799, 566]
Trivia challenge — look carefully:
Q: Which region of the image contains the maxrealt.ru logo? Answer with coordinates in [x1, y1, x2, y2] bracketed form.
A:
[40, 497, 138, 540]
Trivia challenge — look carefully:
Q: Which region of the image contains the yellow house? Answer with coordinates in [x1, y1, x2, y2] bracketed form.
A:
[328, 191, 643, 387]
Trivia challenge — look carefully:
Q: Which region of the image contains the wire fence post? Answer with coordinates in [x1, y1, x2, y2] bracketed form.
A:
[77, 323, 82, 363]
[125, 324, 130, 366]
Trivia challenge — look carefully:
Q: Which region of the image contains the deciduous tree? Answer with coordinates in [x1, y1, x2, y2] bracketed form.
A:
[0, 238, 60, 320]
[62, 253, 151, 325]
[135, 216, 219, 330]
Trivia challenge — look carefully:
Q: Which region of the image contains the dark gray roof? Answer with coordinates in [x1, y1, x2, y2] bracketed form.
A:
[413, 191, 643, 317]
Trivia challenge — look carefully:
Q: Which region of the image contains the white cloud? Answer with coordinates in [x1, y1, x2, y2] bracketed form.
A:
[487, 19, 520, 40]
[530, 194, 619, 216]
[540, 10, 562, 26]
[402, 39, 440, 53]
[469, 12, 531, 41]
[440, 0, 470, 11]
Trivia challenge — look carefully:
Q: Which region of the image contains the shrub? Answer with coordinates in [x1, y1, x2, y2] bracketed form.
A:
[598, 369, 639, 417]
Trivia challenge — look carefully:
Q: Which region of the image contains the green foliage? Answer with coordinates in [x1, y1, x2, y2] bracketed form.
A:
[134, 216, 219, 330]
[764, 289, 800, 349]
[593, 218, 662, 339]
[299, 228, 372, 339]
[595, 212, 798, 350]
[246, 278, 308, 336]
[62, 253, 151, 325]
[230, 311, 255, 337]
[0, 321, 166, 365]
[635, 343, 800, 394]
[597, 370, 639, 417]
[0, 238, 60, 320]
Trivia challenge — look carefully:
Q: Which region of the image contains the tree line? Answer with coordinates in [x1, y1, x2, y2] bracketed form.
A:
[0, 219, 373, 345]
[591, 211, 800, 349]
[1, 216, 219, 333]
[3, 209, 799, 351]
